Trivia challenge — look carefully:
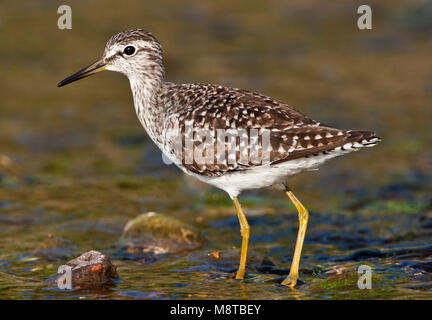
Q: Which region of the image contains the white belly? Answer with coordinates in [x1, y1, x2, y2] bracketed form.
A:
[194, 148, 354, 198]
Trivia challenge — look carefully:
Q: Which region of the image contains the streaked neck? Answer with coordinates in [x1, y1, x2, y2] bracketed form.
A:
[128, 63, 165, 142]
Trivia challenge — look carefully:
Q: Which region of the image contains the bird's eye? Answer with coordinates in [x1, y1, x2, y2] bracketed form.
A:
[123, 46, 136, 56]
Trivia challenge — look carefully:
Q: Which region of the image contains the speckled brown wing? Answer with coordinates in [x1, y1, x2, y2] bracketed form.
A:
[160, 83, 377, 177]
[268, 127, 378, 164]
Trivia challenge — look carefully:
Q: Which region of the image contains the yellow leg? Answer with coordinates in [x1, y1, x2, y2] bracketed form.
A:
[232, 197, 250, 280]
[281, 187, 309, 288]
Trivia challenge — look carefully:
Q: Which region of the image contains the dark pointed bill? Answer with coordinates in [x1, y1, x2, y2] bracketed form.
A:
[57, 59, 107, 87]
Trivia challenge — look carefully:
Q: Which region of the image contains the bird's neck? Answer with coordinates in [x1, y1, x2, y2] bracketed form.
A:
[128, 64, 165, 142]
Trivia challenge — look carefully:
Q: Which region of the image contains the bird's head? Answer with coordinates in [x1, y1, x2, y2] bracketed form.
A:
[58, 29, 163, 87]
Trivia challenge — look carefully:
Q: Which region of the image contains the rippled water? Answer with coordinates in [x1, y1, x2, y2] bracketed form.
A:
[0, 0, 431, 299]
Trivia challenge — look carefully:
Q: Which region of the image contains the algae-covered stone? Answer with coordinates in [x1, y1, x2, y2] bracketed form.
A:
[121, 212, 203, 254]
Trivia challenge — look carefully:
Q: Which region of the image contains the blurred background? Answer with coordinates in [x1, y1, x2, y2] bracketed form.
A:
[0, 0, 431, 299]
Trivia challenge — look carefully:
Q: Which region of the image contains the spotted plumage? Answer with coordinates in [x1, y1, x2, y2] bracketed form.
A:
[158, 82, 379, 182]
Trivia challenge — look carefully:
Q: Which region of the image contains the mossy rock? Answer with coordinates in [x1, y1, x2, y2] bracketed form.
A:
[121, 212, 204, 254]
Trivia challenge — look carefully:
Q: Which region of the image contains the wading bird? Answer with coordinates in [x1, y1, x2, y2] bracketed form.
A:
[58, 29, 380, 287]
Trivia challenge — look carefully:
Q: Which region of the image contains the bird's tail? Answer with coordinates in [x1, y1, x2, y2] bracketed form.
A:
[346, 130, 381, 148]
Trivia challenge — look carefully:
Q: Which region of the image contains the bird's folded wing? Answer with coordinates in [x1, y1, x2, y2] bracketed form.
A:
[160, 83, 368, 176]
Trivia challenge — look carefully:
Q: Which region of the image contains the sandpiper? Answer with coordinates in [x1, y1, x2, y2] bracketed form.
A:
[58, 29, 380, 287]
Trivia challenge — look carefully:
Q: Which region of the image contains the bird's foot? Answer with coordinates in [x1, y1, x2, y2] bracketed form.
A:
[281, 274, 298, 288]
[235, 269, 245, 280]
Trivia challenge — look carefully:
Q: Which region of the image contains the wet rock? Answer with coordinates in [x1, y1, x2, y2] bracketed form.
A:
[51, 250, 118, 290]
[120, 212, 204, 258]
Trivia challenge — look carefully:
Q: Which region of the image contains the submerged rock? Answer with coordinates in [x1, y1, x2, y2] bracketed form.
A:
[120, 212, 204, 258]
[52, 250, 118, 290]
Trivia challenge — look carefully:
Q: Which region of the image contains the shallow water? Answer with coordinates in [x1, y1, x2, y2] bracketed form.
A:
[0, 0, 431, 299]
[0, 173, 431, 299]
